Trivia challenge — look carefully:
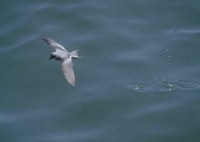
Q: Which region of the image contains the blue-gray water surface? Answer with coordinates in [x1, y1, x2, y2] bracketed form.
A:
[1, 0, 200, 142]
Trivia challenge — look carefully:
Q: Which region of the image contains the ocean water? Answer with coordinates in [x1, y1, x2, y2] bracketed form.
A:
[1, 0, 200, 142]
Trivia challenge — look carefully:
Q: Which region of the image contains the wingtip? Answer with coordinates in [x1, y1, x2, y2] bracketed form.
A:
[70, 82, 76, 87]
[42, 35, 51, 45]
[42, 35, 47, 40]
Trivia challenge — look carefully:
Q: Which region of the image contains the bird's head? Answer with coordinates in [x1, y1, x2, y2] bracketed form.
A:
[49, 53, 55, 60]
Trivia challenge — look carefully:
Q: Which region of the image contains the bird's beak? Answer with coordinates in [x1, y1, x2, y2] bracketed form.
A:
[49, 56, 52, 60]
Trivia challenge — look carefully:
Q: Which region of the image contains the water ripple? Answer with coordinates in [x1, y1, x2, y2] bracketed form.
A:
[129, 80, 200, 93]
[0, 34, 37, 53]
[0, 109, 56, 124]
[0, 3, 49, 37]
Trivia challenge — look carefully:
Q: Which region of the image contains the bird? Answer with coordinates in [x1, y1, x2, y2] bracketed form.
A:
[42, 36, 79, 86]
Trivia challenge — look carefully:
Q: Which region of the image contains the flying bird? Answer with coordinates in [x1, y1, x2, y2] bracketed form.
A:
[42, 36, 79, 86]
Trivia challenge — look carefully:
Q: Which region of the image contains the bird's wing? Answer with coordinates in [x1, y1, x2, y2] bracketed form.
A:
[42, 36, 68, 52]
[61, 58, 75, 86]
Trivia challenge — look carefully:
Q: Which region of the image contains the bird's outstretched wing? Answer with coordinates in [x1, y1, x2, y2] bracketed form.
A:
[61, 58, 75, 86]
[42, 36, 68, 52]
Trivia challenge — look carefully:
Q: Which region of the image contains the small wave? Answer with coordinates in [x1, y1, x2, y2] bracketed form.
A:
[166, 28, 200, 35]
[176, 28, 200, 34]
[0, 34, 37, 53]
[128, 80, 200, 93]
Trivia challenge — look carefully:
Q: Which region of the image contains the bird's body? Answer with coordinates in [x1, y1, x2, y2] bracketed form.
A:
[42, 36, 79, 86]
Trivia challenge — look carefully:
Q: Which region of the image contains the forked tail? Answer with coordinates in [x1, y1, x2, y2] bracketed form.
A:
[71, 50, 79, 59]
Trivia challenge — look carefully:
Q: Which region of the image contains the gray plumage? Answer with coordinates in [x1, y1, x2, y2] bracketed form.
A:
[42, 36, 79, 86]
